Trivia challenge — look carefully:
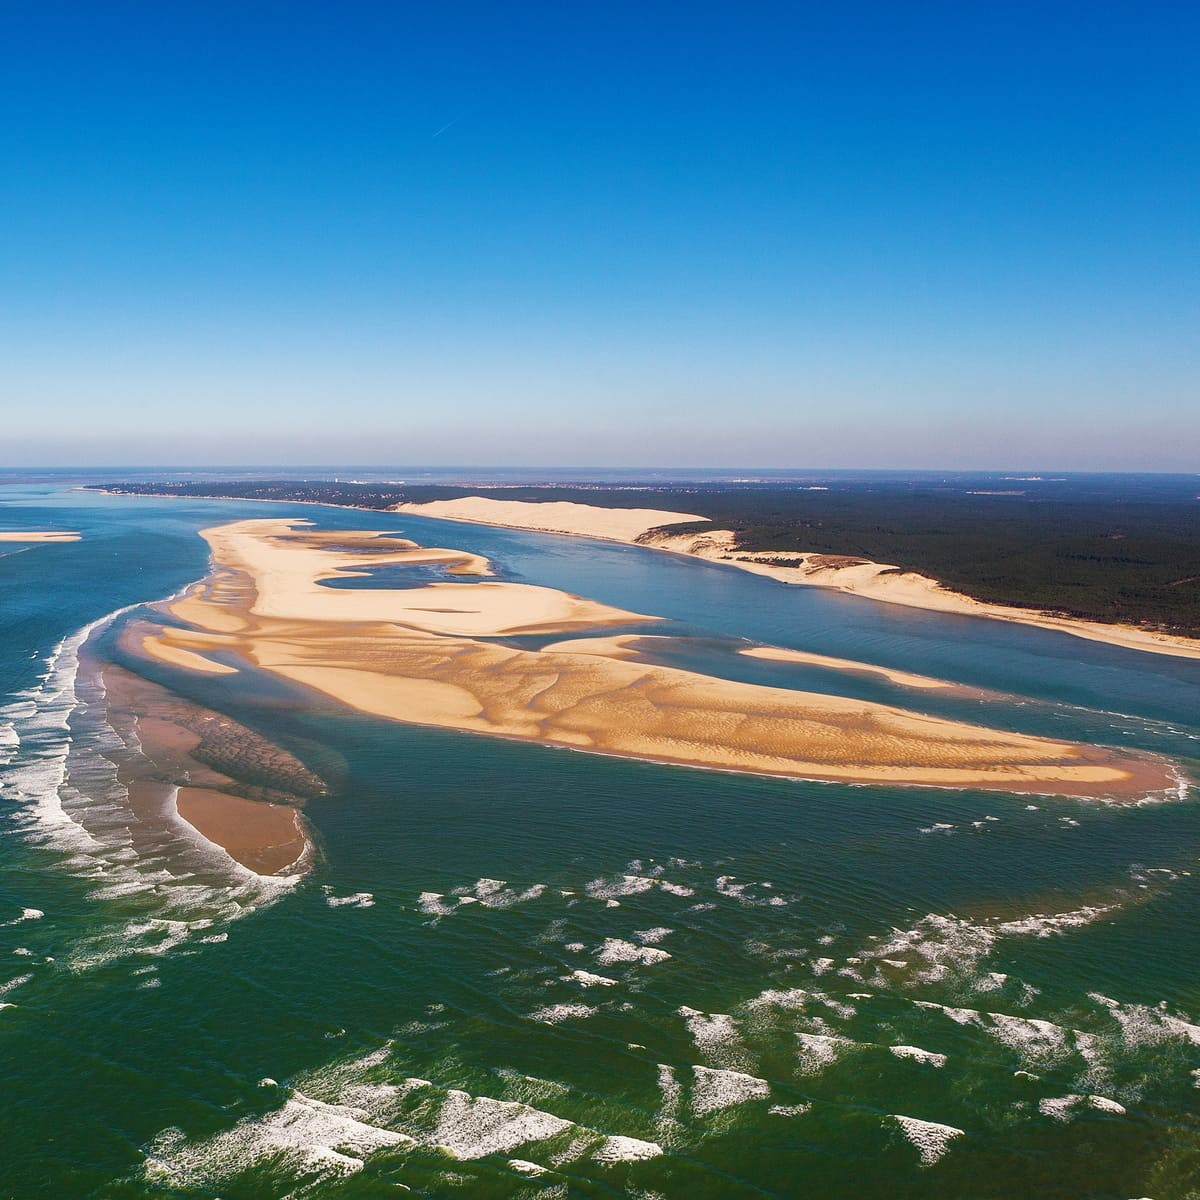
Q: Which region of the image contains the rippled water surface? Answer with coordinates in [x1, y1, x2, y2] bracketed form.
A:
[2, 483, 1199, 1198]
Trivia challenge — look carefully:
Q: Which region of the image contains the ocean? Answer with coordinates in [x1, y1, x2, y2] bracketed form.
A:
[1, 479, 1199, 1198]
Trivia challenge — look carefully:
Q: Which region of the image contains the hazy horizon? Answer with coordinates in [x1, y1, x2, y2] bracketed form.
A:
[2, 3, 1196, 470]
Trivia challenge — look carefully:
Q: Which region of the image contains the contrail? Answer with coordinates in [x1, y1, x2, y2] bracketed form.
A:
[432, 117, 460, 139]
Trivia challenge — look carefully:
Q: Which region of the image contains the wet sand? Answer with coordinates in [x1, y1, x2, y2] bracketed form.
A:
[100, 656, 323, 876]
[175, 788, 308, 876]
[140, 518, 1180, 800]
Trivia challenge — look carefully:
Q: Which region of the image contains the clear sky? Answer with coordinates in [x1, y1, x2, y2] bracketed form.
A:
[1, 1, 1196, 469]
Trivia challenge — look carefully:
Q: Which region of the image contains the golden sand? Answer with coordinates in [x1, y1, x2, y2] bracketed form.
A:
[391, 496, 706, 542]
[738, 645, 959, 691]
[141, 518, 1176, 799]
[0, 530, 81, 542]
[392, 496, 1200, 661]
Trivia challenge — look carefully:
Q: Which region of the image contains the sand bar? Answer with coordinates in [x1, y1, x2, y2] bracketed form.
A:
[175, 788, 309, 876]
[391, 496, 1200, 661]
[738, 645, 960, 691]
[0, 530, 81, 542]
[144, 518, 1180, 800]
[100, 655, 322, 877]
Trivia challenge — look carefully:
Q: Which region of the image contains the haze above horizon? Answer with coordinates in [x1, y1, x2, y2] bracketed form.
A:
[2, 2, 1196, 470]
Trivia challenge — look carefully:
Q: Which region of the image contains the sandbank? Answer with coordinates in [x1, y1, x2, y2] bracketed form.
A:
[175, 788, 309, 876]
[100, 656, 321, 876]
[143, 518, 1179, 800]
[738, 645, 960, 691]
[0, 530, 81, 542]
[392, 496, 1200, 661]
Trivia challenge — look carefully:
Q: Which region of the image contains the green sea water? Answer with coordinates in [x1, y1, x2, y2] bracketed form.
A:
[2, 483, 1199, 1199]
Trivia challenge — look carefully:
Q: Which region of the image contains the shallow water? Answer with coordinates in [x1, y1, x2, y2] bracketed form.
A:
[2, 482, 1199, 1198]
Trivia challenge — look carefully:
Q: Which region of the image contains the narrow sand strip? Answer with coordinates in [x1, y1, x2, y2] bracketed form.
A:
[739, 645, 958, 691]
[0, 530, 81, 542]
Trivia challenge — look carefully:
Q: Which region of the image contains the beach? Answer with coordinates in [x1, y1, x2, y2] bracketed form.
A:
[140, 517, 1176, 798]
[391, 496, 1200, 661]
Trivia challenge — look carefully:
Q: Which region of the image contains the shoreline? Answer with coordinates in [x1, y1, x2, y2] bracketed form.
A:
[136, 516, 1182, 800]
[88, 486, 1200, 660]
[388, 497, 1200, 662]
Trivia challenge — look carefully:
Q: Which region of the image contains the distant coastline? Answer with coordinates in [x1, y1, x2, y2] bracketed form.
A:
[389, 495, 1200, 661]
[90, 482, 1200, 661]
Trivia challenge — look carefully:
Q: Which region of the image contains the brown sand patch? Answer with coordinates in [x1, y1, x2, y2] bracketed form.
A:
[176, 788, 308, 875]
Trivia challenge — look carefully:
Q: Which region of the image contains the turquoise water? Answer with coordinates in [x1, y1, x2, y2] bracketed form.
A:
[2, 483, 1199, 1198]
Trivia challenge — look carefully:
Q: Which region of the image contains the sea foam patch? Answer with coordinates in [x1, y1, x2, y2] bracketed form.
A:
[143, 1091, 411, 1189]
[597, 938, 671, 966]
[678, 1006, 751, 1070]
[4, 615, 298, 974]
[890, 1115, 964, 1166]
[690, 1065, 770, 1116]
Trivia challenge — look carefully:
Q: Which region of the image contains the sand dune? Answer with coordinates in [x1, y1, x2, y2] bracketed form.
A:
[391, 496, 705, 542]
[141, 518, 1177, 799]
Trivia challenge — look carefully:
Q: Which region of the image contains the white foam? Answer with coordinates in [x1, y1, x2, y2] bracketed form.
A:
[769, 1103, 812, 1116]
[715, 875, 787, 906]
[634, 926, 673, 944]
[1, 908, 45, 926]
[508, 1158, 548, 1175]
[891, 1115, 963, 1166]
[679, 1006, 750, 1070]
[746, 987, 810, 1011]
[890, 1044, 947, 1067]
[796, 1031, 851, 1075]
[430, 878, 548, 912]
[143, 1091, 410, 1188]
[586, 874, 657, 901]
[690, 1065, 770, 1116]
[657, 1064, 682, 1120]
[592, 1135, 663, 1162]
[596, 938, 671, 966]
[1090, 995, 1200, 1048]
[325, 890, 375, 908]
[564, 969, 617, 987]
[659, 881, 695, 896]
[418, 892, 457, 916]
[1038, 1094, 1082, 1121]
[529, 1003, 597, 1024]
[432, 1090, 572, 1160]
[0, 973, 33, 997]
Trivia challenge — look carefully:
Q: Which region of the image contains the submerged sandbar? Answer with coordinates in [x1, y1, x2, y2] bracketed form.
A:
[138, 518, 1179, 800]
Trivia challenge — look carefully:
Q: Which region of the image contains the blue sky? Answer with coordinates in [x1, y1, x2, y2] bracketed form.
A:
[1, 1, 1196, 468]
